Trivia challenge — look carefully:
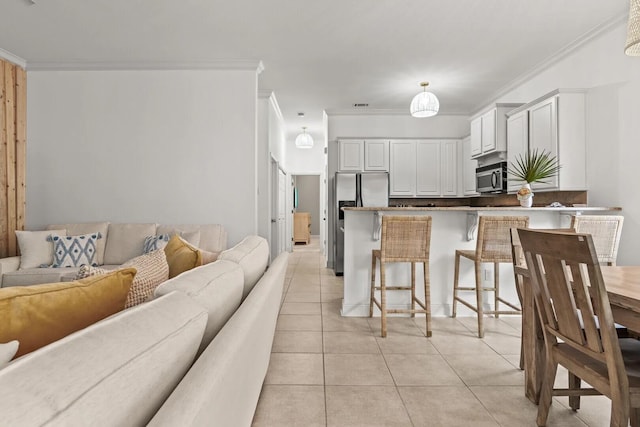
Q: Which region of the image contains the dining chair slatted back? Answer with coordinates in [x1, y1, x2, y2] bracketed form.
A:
[570, 215, 624, 266]
[518, 229, 634, 427]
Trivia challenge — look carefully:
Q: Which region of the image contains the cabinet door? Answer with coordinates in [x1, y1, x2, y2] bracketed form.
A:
[529, 97, 558, 190]
[481, 109, 497, 153]
[338, 140, 364, 171]
[506, 110, 529, 192]
[416, 140, 441, 196]
[440, 140, 458, 196]
[470, 117, 482, 158]
[462, 136, 478, 195]
[364, 140, 389, 171]
[389, 141, 417, 196]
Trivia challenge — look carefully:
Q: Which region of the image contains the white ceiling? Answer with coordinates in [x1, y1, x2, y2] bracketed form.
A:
[0, 0, 629, 141]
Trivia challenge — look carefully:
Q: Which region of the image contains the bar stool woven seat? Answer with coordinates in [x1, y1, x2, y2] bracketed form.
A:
[369, 215, 432, 338]
[452, 215, 529, 338]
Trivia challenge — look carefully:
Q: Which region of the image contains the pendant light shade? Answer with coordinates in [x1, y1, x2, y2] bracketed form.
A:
[626, 0, 640, 56]
[295, 127, 313, 149]
[410, 82, 440, 118]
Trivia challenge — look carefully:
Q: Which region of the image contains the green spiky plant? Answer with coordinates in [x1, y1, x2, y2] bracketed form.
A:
[508, 149, 561, 184]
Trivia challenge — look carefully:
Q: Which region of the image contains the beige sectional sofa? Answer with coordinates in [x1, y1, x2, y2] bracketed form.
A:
[0, 234, 288, 427]
[0, 222, 227, 287]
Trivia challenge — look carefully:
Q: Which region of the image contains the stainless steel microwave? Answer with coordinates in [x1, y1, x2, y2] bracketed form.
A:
[476, 162, 508, 193]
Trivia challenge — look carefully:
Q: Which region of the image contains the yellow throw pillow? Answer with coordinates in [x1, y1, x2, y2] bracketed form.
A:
[0, 268, 135, 358]
[164, 234, 203, 279]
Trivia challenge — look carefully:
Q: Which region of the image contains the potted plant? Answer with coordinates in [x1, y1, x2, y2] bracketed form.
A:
[508, 149, 561, 207]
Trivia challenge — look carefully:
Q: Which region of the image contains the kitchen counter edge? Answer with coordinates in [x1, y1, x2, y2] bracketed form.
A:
[342, 206, 622, 212]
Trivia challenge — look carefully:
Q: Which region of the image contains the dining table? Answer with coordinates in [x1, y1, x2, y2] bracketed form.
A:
[522, 265, 640, 404]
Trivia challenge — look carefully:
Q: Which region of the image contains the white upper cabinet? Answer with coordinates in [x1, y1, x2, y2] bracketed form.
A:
[390, 139, 459, 197]
[338, 140, 364, 171]
[506, 90, 586, 192]
[364, 140, 389, 171]
[441, 140, 459, 196]
[389, 140, 417, 196]
[462, 136, 478, 196]
[528, 97, 559, 190]
[416, 140, 441, 196]
[506, 110, 529, 192]
[470, 103, 522, 159]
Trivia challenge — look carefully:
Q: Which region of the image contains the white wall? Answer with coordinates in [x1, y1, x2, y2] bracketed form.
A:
[26, 68, 259, 247]
[286, 134, 325, 174]
[492, 22, 640, 265]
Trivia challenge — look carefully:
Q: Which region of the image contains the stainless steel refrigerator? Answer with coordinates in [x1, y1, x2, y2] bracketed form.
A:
[334, 172, 389, 275]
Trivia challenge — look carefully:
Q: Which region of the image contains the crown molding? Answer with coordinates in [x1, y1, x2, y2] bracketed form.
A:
[27, 59, 264, 72]
[473, 12, 628, 113]
[0, 48, 27, 68]
[325, 108, 468, 117]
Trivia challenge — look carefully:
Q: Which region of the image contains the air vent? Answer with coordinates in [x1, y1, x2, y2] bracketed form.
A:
[353, 103, 369, 107]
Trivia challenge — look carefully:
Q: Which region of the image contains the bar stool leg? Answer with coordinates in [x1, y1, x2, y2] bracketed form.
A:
[380, 262, 387, 338]
[369, 252, 376, 318]
[411, 262, 416, 318]
[452, 252, 461, 317]
[423, 261, 432, 337]
[475, 260, 484, 338]
[494, 262, 500, 318]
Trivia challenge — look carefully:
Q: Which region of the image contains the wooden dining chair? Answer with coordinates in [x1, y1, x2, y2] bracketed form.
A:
[570, 215, 624, 266]
[518, 228, 640, 427]
[370, 215, 432, 338]
[452, 216, 529, 338]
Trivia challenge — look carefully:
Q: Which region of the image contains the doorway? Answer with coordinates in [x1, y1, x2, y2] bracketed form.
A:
[292, 175, 321, 247]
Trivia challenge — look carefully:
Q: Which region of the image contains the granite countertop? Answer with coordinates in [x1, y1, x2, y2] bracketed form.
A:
[343, 206, 622, 212]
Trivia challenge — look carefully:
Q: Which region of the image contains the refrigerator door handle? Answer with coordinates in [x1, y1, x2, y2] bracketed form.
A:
[356, 173, 363, 207]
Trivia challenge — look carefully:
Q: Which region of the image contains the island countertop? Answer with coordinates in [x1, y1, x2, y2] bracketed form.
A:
[343, 206, 622, 212]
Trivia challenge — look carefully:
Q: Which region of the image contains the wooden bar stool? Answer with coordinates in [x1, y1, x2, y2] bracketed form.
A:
[452, 215, 529, 338]
[570, 215, 624, 266]
[369, 215, 432, 338]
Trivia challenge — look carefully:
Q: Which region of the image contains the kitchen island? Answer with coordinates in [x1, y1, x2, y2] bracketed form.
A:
[341, 206, 621, 317]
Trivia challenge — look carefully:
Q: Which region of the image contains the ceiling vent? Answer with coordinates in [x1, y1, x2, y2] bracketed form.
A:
[353, 103, 369, 108]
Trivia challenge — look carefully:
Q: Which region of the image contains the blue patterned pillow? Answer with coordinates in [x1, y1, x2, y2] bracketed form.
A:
[143, 234, 170, 254]
[48, 233, 102, 268]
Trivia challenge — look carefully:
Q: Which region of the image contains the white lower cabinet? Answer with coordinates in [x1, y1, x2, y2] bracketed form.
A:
[390, 139, 459, 197]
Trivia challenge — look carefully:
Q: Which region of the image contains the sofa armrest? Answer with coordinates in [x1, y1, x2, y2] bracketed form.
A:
[0, 256, 20, 275]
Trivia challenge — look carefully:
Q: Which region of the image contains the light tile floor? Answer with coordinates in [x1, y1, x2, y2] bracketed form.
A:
[252, 244, 613, 427]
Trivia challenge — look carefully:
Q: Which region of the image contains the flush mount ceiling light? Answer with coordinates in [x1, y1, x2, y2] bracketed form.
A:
[295, 127, 313, 149]
[626, 0, 640, 56]
[410, 82, 440, 118]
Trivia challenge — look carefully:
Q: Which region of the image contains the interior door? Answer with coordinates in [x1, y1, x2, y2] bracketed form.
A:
[278, 169, 287, 255]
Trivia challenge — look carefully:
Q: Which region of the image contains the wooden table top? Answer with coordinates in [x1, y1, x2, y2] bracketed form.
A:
[602, 266, 640, 312]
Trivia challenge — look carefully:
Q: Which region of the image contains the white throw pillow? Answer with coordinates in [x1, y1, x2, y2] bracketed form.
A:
[15, 229, 66, 269]
[0, 340, 19, 369]
[143, 234, 170, 254]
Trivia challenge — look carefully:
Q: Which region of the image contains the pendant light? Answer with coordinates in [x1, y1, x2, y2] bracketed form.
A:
[626, 0, 640, 56]
[410, 82, 440, 118]
[295, 127, 313, 149]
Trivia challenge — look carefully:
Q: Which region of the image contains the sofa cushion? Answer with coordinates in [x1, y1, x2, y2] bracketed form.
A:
[49, 232, 102, 267]
[0, 291, 207, 427]
[0, 268, 135, 358]
[148, 252, 289, 427]
[157, 224, 227, 253]
[154, 259, 243, 354]
[0, 341, 18, 369]
[15, 229, 66, 269]
[104, 223, 157, 265]
[3, 267, 83, 288]
[47, 222, 110, 265]
[219, 235, 269, 300]
[164, 235, 203, 279]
